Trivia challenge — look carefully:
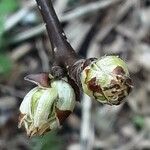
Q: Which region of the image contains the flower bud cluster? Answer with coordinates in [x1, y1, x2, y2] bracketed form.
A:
[19, 76, 76, 137]
[81, 56, 133, 105]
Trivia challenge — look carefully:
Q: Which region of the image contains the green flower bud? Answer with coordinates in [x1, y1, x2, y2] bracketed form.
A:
[19, 80, 76, 137]
[81, 56, 133, 105]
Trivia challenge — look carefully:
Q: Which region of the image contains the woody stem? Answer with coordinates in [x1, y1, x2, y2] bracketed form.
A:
[35, 0, 80, 68]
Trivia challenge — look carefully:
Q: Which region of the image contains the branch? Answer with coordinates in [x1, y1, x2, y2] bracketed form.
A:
[35, 0, 79, 68]
[18, 0, 133, 137]
[34, 0, 133, 105]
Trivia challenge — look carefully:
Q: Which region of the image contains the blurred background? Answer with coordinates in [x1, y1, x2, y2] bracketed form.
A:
[0, 0, 150, 150]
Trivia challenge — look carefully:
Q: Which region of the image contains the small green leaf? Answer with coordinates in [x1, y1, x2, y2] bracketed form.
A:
[133, 115, 145, 130]
[31, 131, 63, 150]
[0, 0, 19, 14]
[0, 0, 19, 46]
[0, 16, 5, 38]
[0, 54, 12, 75]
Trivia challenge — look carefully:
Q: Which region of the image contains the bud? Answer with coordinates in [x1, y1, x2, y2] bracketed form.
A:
[81, 56, 133, 105]
[19, 79, 76, 137]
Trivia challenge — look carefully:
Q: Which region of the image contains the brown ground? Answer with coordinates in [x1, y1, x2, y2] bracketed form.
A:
[0, 0, 150, 150]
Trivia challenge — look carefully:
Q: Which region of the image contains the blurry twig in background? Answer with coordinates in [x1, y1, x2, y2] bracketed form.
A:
[4, 1, 36, 32]
[80, 95, 93, 150]
[62, 0, 120, 21]
[11, 24, 45, 43]
[9, 43, 33, 61]
[116, 130, 147, 150]
[54, 0, 69, 16]
[97, 0, 139, 43]
[35, 38, 49, 72]
[80, 32, 102, 149]
[10, 0, 120, 44]
[0, 84, 25, 98]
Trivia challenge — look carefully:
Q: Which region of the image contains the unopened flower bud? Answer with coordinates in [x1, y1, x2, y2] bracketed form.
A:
[19, 79, 76, 137]
[81, 56, 133, 105]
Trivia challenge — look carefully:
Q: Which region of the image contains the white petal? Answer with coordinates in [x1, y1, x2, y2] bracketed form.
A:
[34, 88, 58, 127]
[52, 80, 76, 111]
[19, 87, 38, 116]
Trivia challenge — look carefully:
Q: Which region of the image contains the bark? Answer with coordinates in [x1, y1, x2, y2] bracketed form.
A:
[35, 0, 80, 68]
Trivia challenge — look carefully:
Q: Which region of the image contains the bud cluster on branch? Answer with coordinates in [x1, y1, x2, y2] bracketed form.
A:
[19, 0, 133, 137]
[19, 75, 76, 137]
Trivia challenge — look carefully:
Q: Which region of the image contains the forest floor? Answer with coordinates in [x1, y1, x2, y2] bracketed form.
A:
[0, 0, 150, 150]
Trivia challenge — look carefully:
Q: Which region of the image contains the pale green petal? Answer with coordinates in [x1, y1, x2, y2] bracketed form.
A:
[31, 88, 45, 116]
[19, 87, 38, 116]
[52, 80, 76, 111]
[34, 88, 58, 127]
[96, 56, 129, 76]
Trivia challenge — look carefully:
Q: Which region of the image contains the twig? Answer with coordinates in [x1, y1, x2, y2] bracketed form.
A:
[116, 24, 149, 42]
[36, 38, 50, 72]
[11, 24, 45, 43]
[115, 130, 146, 150]
[9, 43, 33, 61]
[54, 0, 69, 16]
[35, 0, 79, 68]
[0, 84, 25, 98]
[97, 0, 138, 42]
[4, 0, 67, 33]
[4, 1, 36, 32]
[62, 0, 120, 21]
[33, 0, 83, 100]
[11, 0, 120, 44]
[80, 95, 93, 150]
